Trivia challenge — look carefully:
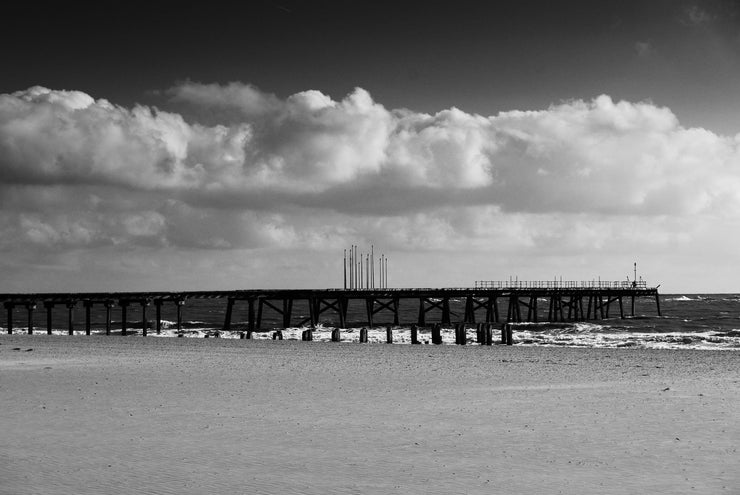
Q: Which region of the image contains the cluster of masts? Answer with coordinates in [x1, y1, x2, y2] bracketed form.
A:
[344, 245, 388, 289]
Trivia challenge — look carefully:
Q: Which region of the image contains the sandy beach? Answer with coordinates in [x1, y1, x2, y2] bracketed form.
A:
[1, 336, 737, 494]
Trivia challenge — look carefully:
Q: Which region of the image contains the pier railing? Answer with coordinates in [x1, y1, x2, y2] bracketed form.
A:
[474, 280, 648, 289]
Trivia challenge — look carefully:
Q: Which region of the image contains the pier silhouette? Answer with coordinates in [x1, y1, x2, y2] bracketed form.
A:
[1, 282, 661, 340]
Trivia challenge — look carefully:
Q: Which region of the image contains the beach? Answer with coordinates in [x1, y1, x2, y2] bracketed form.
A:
[1, 335, 737, 494]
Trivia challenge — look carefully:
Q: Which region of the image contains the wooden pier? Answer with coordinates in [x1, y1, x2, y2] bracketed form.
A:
[1, 284, 661, 341]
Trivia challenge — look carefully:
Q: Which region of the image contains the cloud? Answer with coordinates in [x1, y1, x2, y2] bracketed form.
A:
[634, 40, 655, 58]
[682, 4, 715, 26]
[0, 82, 739, 288]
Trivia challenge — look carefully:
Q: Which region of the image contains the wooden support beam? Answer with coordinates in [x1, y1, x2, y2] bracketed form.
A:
[66, 301, 75, 335]
[417, 298, 426, 326]
[223, 298, 235, 331]
[104, 300, 113, 336]
[441, 298, 451, 324]
[141, 300, 149, 336]
[248, 298, 255, 333]
[45, 301, 53, 335]
[339, 297, 347, 328]
[365, 298, 374, 327]
[84, 300, 93, 335]
[386, 325, 393, 344]
[155, 299, 163, 334]
[26, 302, 35, 335]
[176, 299, 184, 335]
[411, 324, 419, 344]
[282, 298, 292, 328]
[4, 302, 12, 335]
[256, 298, 265, 330]
[359, 327, 368, 343]
[465, 297, 475, 323]
[120, 300, 129, 336]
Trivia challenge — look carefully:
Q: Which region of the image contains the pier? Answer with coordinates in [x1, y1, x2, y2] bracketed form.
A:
[1, 282, 661, 343]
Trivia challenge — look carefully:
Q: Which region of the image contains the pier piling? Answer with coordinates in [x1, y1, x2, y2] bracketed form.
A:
[66, 301, 75, 335]
[4, 302, 12, 334]
[26, 302, 35, 335]
[44, 302, 53, 335]
[411, 324, 419, 344]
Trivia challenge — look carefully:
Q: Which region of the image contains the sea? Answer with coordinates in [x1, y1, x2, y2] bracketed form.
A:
[5, 293, 740, 350]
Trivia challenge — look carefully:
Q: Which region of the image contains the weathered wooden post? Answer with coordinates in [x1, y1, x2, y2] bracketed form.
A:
[441, 298, 451, 324]
[66, 301, 75, 335]
[26, 302, 35, 335]
[246, 330, 253, 339]
[476, 323, 484, 344]
[273, 330, 283, 340]
[120, 300, 129, 336]
[455, 323, 466, 345]
[84, 300, 93, 335]
[359, 327, 368, 343]
[506, 324, 513, 345]
[501, 323, 508, 344]
[176, 299, 184, 336]
[484, 323, 493, 346]
[4, 302, 13, 335]
[141, 300, 150, 336]
[411, 324, 419, 344]
[431, 323, 442, 345]
[154, 299, 163, 334]
[417, 298, 426, 326]
[104, 300, 113, 336]
[44, 301, 54, 335]
[223, 298, 235, 331]
[331, 328, 341, 342]
[248, 298, 256, 333]
[386, 325, 393, 344]
[282, 298, 292, 329]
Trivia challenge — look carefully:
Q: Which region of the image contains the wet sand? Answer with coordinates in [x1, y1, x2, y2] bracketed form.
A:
[1, 335, 738, 494]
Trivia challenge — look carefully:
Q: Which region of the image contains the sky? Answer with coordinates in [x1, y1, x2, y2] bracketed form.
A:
[1, 0, 739, 293]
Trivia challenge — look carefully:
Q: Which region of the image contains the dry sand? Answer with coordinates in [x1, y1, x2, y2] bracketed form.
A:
[0, 335, 737, 494]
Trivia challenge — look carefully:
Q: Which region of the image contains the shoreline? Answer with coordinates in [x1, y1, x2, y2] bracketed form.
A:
[2, 336, 738, 494]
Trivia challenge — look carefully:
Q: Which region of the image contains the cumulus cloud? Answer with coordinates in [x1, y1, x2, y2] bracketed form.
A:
[0, 82, 739, 265]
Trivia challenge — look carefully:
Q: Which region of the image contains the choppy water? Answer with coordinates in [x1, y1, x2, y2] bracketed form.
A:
[3, 294, 739, 350]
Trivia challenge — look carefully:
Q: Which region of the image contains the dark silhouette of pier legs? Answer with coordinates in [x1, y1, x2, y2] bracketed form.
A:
[155, 300, 163, 334]
[104, 300, 113, 335]
[223, 298, 235, 331]
[26, 302, 35, 335]
[84, 301, 93, 335]
[120, 301, 129, 336]
[176, 299, 184, 335]
[248, 298, 255, 333]
[66, 301, 75, 335]
[418, 298, 451, 326]
[44, 302, 53, 334]
[4, 302, 12, 334]
[141, 300, 149, 336]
